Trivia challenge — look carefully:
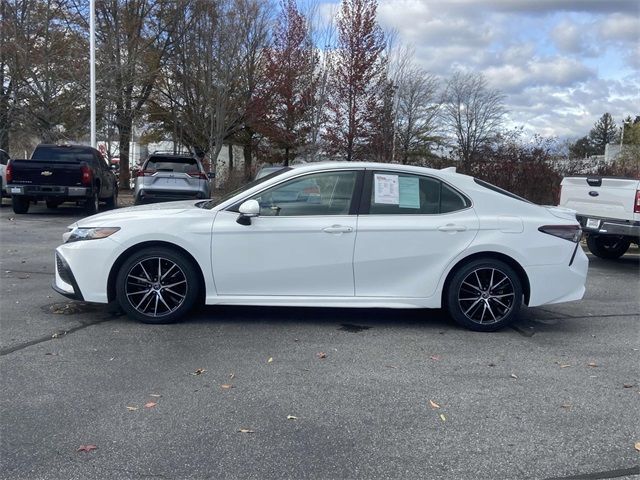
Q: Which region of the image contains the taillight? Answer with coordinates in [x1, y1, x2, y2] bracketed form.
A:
[539, 225, 582, 243]
[5, 161, 12, 183]
[187, 172, 208, 179]
[635, 190, 640, 214]
[137, 170, 155, 177]
[80, 165, 92, 186]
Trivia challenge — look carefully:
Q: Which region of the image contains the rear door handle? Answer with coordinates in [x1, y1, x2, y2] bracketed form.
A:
[323, 225, 353, 234]
[438, 224, 467, 232]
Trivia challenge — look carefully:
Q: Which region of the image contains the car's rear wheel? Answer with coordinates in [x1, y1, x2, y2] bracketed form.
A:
[115, 247, 200, 324]
[11, 196, 29, 214]
[586, 234, 630, 259]
[446, 259, 522, 332]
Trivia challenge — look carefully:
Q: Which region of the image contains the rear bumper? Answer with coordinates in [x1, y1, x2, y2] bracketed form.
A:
[8, 184, 90, 199]
[576, 215, 640, 238]
[136, 189, 208, 203]
[526, 247, 589, 306]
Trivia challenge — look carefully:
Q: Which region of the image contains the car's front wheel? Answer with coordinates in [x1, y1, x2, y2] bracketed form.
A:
[586, 234, 630, 259]
[115, 247, 200, 324]
[446, 259, 523, 332]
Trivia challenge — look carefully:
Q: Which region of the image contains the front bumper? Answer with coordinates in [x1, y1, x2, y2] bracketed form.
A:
[576, 215, 640, 238]
[53, 252, 84, 300]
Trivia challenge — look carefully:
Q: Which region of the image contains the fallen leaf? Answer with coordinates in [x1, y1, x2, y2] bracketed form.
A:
[238, 428, 255, 433]
[439, 414, 446, 422]
[126, 406, 138, 411]
[429, 400, 441, 409]
[191, 368, 206, 375]
[587, 362, 598, 368]
[267, 357, 273, 363]
[635, 442, 640, 452]
[488, 363, 496, 367]
[229, 373, 235, 380]
[385, 365, 398, 369]
[149, 394, 162, 398]
[287, 415, 298, 420]
[510, 374, 518, 379]
[77, 445, 97, 452]
[144, 402, 157, 409]
[555, 362, 572, 368]
[51, 333, 59, 339]
[316, 352, 327, 359]
[623, 384, 634, 388]
[220, 384, 234, 390]
[561, 403, 573, 409]
[430, 355, 441, 361]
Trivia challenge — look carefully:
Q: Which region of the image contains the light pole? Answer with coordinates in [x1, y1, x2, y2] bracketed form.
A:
[90, 0, 96, 147]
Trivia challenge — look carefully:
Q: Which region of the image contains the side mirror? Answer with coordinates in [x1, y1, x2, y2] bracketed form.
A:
[237, 199, 260, 225]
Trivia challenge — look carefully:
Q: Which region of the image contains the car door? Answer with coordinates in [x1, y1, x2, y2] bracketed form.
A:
[211, 169, 363, 296]
[354, 170, 479, 298]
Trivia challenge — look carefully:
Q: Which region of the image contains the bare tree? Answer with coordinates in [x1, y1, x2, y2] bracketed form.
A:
[395, 67, 440, 164]
[95, 0, 185, 189]
[442, 71, 506, 164]
[3, 0, 88, 147]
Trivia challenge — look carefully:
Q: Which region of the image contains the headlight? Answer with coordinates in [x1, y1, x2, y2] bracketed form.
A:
[66, 227, 120, 243]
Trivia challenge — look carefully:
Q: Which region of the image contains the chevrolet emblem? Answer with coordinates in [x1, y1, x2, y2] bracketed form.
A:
[41, 171, 53, 176]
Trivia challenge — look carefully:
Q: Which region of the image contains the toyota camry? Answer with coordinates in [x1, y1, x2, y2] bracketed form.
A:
[53, 162, 588, 331]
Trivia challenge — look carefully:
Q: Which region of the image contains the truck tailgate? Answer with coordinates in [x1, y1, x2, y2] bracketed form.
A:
[560, 177, 639, 222]
[9, 160, 83, 186]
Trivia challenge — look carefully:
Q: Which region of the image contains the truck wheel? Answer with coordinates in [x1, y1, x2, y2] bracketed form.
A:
[85, 191, 99, 215]
[586, 235, 630, 259]
[105, 187, 118, 209]
[11, 196, 29, 214]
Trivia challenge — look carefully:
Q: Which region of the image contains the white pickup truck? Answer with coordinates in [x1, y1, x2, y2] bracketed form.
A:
[559, 176, 640, 259]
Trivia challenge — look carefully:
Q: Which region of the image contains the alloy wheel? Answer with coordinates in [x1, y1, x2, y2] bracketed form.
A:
[457, 267, 515, 325]
[125, 256, 188, 318]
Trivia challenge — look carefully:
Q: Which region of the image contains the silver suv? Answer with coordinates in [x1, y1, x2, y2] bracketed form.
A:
[134, 154, 211, 205]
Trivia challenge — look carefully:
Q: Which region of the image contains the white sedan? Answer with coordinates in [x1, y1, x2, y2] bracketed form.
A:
[53, 162, 588, 331]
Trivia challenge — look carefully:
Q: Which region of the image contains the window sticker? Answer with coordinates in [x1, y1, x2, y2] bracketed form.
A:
[374, 174, 399, 204]
[399, 176, 420, 209]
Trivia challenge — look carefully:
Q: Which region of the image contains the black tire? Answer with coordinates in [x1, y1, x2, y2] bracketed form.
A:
[85, 190, 99, 215]
[11, 196, 29, 214]
[105, 187, 118, 209]
[586, 235, 630, 259]
[446, 258, 523, 332]
[115, 247, 200, 324]
[46, 200, 61, 209]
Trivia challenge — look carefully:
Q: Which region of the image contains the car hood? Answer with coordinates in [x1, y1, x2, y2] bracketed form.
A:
[70, 200, 204, 228]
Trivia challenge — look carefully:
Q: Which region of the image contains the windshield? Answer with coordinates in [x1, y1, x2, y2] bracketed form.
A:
[197, 167, 292, 209]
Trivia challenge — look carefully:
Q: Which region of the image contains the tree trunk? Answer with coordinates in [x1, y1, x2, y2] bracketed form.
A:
[117, 120, 132, 190]
[284, 147, 290, 166]
[243, 142, 253, 181]
[228, 143, 233, 172]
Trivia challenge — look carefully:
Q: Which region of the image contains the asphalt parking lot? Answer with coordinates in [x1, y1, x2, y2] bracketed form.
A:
[1, 198, 639, 480]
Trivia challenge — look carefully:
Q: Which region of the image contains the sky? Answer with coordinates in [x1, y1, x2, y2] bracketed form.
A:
[318, 0, 640, 140]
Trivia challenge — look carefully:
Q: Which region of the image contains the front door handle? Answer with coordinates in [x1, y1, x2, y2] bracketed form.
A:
[323, 225, 353, 234]
[438, 224, 467, 232]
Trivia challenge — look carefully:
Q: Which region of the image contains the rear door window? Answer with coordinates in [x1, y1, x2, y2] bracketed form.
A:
[367, 171, 470, 215]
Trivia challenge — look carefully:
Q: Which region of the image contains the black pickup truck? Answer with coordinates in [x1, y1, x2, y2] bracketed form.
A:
[6, 144, 118, 214]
